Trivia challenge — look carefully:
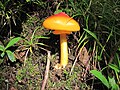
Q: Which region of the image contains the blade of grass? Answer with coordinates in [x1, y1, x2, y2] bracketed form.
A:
[0, 45, 5, 51]
[84, 28, 103, 49]
[90, 70, 110, 89]
[5, 37, 21, 49]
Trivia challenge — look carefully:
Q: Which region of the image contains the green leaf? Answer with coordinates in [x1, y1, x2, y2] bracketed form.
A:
[0, 1, 4, 10]
[1, 52, 5, 57]
[5, 37, 21, 49]
[84, 28, 103, 49]
[118, 47, 120, 51]
[84, 28, 98, 40]
[23, 39, 31, 45]
[97, 56, 102, 61]
[4, 0, 10, 7]
[26, 0, 30, 2]
[114, 53, 120, 69]
[111, 84, 119, 90]
[108, 64, 119, 73]
[0, 58, 4, 65]
[34, 36, 49, 40]
[108, 76, 119, 90]
[90, 70, 110, 88]
[108, 76, 115, 87]
[0, 45, 5, 51]
[54, 10, 62, 14]
[6, 50, 16, 62]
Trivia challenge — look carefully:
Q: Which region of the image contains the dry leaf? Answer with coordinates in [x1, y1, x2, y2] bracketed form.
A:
[14, 46, 26, 63]
[79, 47, 89, 67]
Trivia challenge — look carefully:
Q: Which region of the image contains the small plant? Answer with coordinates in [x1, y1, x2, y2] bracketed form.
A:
[90, 68, 119, 90]
[90, 47, 120, 90]
[0, 37, 21, 63]
[21, 26, 49, 65]
[23, 26, 49, 53]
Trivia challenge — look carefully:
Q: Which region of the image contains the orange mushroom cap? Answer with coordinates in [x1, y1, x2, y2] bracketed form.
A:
[43, 12, 80, 34]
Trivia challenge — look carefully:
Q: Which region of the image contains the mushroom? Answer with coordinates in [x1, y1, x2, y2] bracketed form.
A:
[43, 12, 80, 69]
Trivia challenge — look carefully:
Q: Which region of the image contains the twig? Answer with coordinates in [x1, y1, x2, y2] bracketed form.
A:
[24, 48, 29, 66]
[70, 49, 81, 75]
[5, 79, 9, 90]
[70, 41, 88, 75]
[41, 50, 51, 90]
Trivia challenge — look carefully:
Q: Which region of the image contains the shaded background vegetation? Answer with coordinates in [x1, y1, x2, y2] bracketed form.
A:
[0, 0, 120, 90]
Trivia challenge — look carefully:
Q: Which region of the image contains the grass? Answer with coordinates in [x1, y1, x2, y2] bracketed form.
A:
[0, 0, 120, 90]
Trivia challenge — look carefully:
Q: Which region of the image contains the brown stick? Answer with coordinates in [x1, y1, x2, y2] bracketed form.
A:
[41, 51, 51, 90]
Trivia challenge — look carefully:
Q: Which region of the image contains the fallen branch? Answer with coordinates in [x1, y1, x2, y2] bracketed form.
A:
[41, 50, 51, 90]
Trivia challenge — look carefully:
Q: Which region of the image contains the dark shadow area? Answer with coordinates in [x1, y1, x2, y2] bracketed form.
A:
[38, 32, 60, 55]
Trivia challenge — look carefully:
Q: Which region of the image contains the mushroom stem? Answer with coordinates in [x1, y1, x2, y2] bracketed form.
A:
[60, 34, 68, 68]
